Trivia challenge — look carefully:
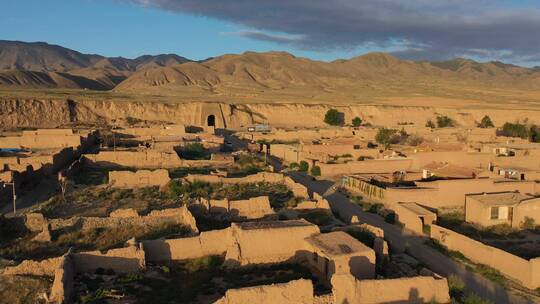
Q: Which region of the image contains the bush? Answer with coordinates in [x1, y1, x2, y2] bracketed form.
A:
[436, 115, 455, 128]
[478, 115, 494, 128]
[299, 161, 309, 172]
[181, 143, 210, 160]
[425, 120, 435, 128]
[324, 109, 343, 126]
[351, 116, 362, 127]
[522, 217, 536, 230]
[289, 162, 299, 170]
[406, 134, 424, 146]
[310, 165, 321, 176]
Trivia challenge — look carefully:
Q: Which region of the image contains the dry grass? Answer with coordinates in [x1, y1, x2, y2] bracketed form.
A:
[0, 222, 190, 261]
[0, 275, 51, 304]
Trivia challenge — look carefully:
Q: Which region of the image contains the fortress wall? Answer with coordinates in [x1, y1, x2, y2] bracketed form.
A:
[430, 224, 539, 289]
[331, 274, 449, 304]
[215, 279, 314, 304]
[318, 159, 413, 176]
[72, 245, 145, 274]
[108, 169, 171, 187]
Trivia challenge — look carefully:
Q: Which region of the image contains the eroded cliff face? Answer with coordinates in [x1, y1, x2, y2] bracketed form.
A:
[1, 98, 539, 129]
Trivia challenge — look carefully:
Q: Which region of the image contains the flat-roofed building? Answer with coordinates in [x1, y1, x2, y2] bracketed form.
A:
[465, 191, 540, 228]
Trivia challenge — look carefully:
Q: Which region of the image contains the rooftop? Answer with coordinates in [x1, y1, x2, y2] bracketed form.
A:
[305, 231, 372, 258]
[235, 219, 314, 231]
[467, 192, 534, 206]
[398, 202, 436, 217]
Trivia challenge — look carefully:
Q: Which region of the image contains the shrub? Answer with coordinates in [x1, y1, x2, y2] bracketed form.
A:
[425, 120, 435, 128]
[299, 161, 309, 172]
[478, 115, 494, 128]
[126, 116, 142, 126]
[310, 165, 321, 176]
[436, 115, 455, 128]
[185, 255, 222, 273]
[181, 143, 210, 160]
[289, 162, 299, 170]
[447, 275, 465, 300]
[324, 109, 343, 126]
[351, 116, 362, 127]
[406, 134, 424, 146]
[522, 217, 536, 230]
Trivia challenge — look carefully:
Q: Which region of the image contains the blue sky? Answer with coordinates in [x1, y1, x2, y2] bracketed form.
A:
[1, 0, 540, 66]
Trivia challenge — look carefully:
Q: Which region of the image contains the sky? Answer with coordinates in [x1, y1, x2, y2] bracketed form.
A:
[1, 0, 540, 66]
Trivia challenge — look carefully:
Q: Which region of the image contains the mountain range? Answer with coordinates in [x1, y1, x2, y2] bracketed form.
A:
[1, 40, 540, 105]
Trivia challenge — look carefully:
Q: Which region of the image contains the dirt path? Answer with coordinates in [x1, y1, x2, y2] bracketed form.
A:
[288, 172, 540, 304]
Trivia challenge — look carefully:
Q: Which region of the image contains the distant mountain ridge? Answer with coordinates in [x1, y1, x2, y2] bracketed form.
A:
[1, 40, 540, 102]
[0, 40, 190, 89]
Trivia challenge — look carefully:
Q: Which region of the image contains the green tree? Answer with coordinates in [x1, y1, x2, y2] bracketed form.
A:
[478, 115, 494, 128]
[351, 116, 362, 127]
[425, 120, 435, 128]
[324, 109, 343, 126]
[299, 160, 309, 172]
[436, 115, 455, 128]
[289, 162, 299, 170]
[375, 128, 397, 148]
[310, 165, 321, 176]
[529, 125, 540, 143]
[499, 122, 529, 138]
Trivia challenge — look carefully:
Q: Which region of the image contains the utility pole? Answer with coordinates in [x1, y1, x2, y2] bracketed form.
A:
[3, 181, 16, 214]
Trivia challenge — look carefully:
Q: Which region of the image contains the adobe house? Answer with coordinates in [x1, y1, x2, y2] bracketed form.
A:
[465, 191, 540, 228]
[304, 231, 376, 285]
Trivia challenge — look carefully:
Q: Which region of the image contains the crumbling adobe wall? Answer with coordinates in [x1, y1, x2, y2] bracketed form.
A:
[215, 279, 314, 304]
[143, 228, 232, 262]
[185, 172, 285, 184]
[332, 274, 450, 304]
[0, 134, 82, 149]
[225, 221, 319, 266]
[73, 244, 145, 274]
[84, 151, 184, 168]
[294, 192, 331, 211]
[431, 224, 539, 289]
[108, 169, 171, 187]
[49, 253, 74, 304]
[186, 172, 309, 199]
[197, 196, 274, 219]
[3, 256, 63, 276]
[48, 206, 199, 234]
